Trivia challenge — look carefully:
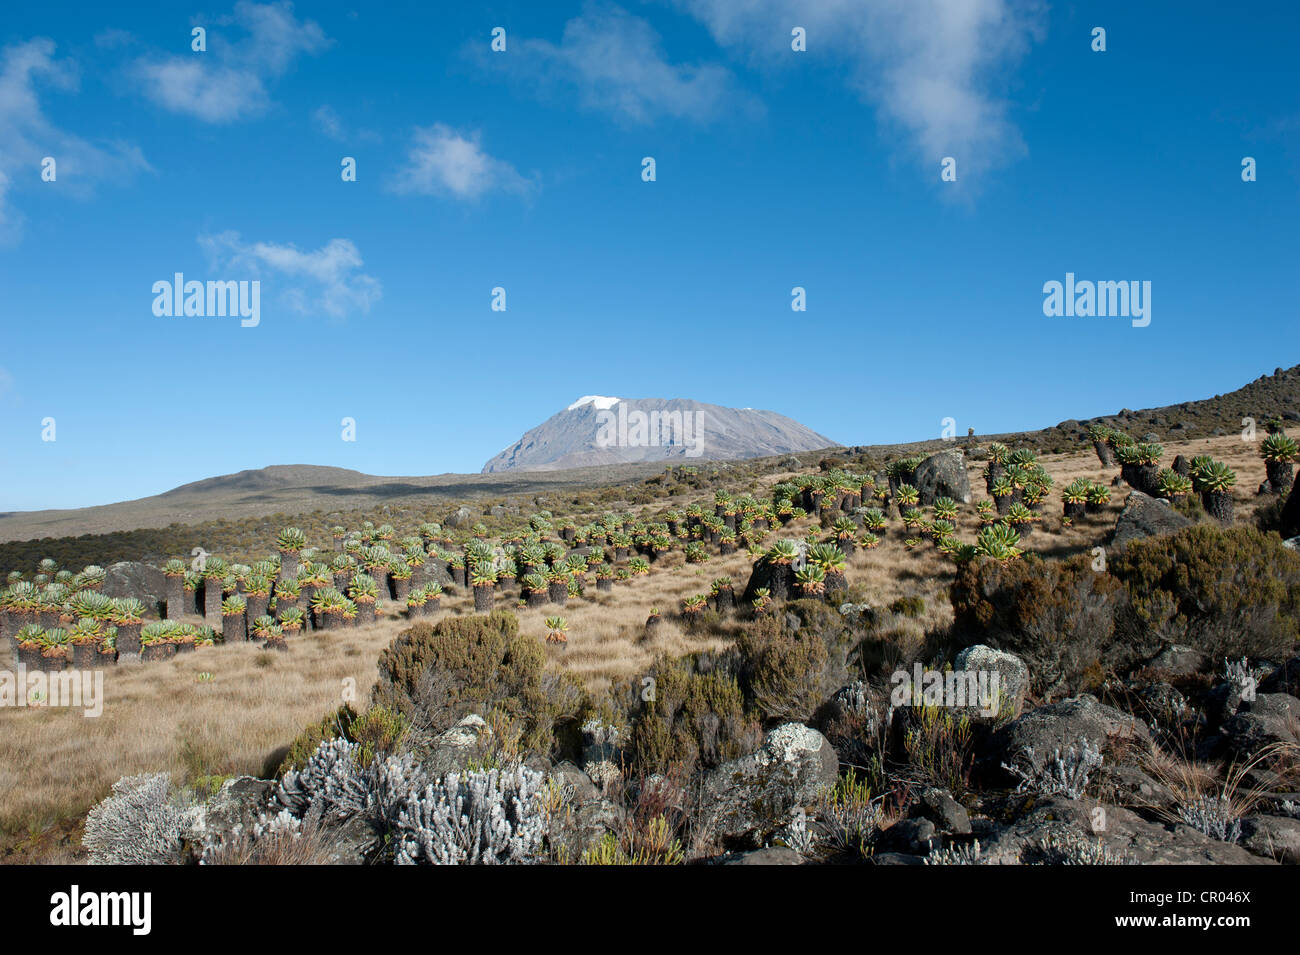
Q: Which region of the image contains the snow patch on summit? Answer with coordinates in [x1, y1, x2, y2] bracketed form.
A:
[568, 395, 621, 411]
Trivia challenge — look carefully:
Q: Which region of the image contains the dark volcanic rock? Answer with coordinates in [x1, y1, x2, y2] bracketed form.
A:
[913, 448, 972, 506]
[978, 796, 1271, 865]
[1108, 491, 1193, 549]
[717, 847, 804, 865]
[1282, 479, 1300, 538]
[103, 562, 167, 615]
[987, 695, 1151, 779]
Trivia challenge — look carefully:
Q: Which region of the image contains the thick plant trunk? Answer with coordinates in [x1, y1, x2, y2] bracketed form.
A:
[165, 578, 184, 620]
[203, 584, 223, 623]
[1266, 460, 1294, 495]
[117, 622, 142, 656]
[1203, 490, 1234, 524]
[223, 613, 246, 644]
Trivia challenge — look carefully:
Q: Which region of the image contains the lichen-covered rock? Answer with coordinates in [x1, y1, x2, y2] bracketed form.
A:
[702, 723, 838, 848]
[546, 761, 625, 858]
[415, 714, 490, 776]
[913, 448, 972, 506]
[954, 645, 1030, 720]
[1146, 644, 1207, 677]
[986, 694, 1151, 779]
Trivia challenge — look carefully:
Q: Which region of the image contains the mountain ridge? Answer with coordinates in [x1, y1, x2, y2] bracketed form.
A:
[481, 397, 838, 473]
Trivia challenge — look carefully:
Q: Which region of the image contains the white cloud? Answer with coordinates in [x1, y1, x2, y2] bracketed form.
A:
[312, 104, 380, 143]
[312, 104, 343, 139]
[199, 231, 381, 319]
[0, 38, 150, 243]
[508, 3, 754, 124]
[132, 1, 329, 123]
[673, 0, 1044, 179]
[389, 124, 532, 200]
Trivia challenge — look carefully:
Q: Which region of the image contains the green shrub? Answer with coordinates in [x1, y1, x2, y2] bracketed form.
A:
[372, 610, 580, 755]
[1109, 525, 1300, 663]
[889, 595, 926, 618]
[951, 553, 1126, 700]
[628, 654, 760, 777]
[736, 615, 830, 724]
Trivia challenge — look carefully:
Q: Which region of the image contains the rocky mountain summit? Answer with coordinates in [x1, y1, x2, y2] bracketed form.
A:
[482, 397, 837, 473]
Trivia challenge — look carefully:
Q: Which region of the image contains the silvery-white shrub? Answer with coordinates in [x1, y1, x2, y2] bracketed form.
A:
[1027, 830, 1137, 865]
[274, 738, 426, 834]
[925, 840, 983, 865]
[1178, 796, 1243, 843]
[394, 765, 546, 865]
[83, 773, 192, 865]
[1002, 737, 1103, 800]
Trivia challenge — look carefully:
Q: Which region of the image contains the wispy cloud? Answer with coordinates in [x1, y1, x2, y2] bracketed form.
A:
[312, 104, 344, 139]
[131, 1, 329, 123]
[499, 3, 755, 125]
[673, 0, 1044, 180]
[199, 231, 381, 319]
[0, 38, 149, 243]
[312, 103, 380, 143]
[388, 124, 532, 200]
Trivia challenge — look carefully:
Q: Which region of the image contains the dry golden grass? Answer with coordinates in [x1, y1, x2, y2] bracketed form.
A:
[0, 434, 1278, 848]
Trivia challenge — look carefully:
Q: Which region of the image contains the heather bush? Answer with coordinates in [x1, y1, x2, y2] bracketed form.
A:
[278, 703, 407, 774]
[736, 614, 831, 724]
[373, 610, 581, 755]
[1109, 525, 1300, 663]
[951, 554, 1127, 700]
[628, 653, 761, 777]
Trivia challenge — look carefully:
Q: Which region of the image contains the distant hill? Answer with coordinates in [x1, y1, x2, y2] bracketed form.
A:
[159, 465, 373, 498]
[482, 396, 838, 473]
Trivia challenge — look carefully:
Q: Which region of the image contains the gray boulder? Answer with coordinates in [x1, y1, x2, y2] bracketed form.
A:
[1109, 491, 1192, 549]
[548, 761, 625, 858]
[977, 796, 1271, 865]
[1146, 644, 1206, 677]
[103, 562, 167, 615]
[954, 645, 1030, 720]
[1240, 814, 1300, 864]
[717, 847, 804, 865]
[703, 723, 839, 848]
[877, 817, 938, 855]
[410, 714, 490, 776]
[988, 694, 1151, 778]
[1218, 693, 1300, 757]
[444, 505, 475, 529]
[911, 788, 971, 835]
[913, 448, 972, 506]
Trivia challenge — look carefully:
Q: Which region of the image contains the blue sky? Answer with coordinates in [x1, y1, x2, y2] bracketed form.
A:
[0, 0, 1297, 511]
